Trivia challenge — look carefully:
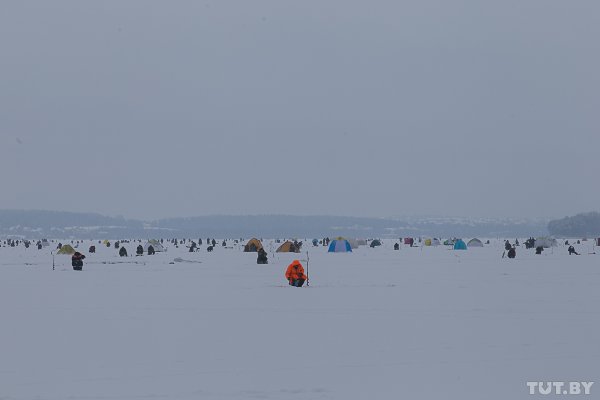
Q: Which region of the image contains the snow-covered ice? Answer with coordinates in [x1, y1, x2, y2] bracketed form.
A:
[0, 239, 598, 399]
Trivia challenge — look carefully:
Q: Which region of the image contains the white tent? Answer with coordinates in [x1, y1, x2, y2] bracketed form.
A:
[534, 237, 558, 248]
[347, 239, 367, 249]
[144, 240, 165, 252]
[347, 239, 359, 249]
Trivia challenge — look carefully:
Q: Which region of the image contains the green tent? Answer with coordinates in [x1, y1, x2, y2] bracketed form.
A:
[57, 244, 76, 255]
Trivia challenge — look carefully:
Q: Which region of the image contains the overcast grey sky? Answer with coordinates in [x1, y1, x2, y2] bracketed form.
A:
[0, 0, 598, 220]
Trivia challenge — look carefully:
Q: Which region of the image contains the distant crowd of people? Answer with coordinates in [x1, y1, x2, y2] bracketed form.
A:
[2, 236, 593, 274]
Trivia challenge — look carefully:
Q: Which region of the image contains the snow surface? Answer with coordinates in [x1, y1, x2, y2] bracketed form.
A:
[0, 239, 598, 399]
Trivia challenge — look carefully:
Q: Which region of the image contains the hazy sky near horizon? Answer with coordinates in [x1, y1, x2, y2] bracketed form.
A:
[1, 1, 598, 220]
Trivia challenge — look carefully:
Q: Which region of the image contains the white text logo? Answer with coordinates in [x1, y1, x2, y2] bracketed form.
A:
[527, 382, 594, 395]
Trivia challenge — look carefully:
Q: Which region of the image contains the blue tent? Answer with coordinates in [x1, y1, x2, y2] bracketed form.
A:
[328, 238, 352, 253]
[453, 239, 467, 250]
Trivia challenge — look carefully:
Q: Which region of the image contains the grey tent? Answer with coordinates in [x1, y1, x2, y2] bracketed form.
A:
[467, 238, 484, 247]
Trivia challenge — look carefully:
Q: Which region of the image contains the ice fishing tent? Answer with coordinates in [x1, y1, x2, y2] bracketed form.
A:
[596, 238, 600, 246]
[347, 239, 364, 249]
[444, 239, 455, 246]
[56, 244, 76, 255]
[144, 239, 165, 252]
[244, 238, 263, 252]
[328, 238, 352, 253]
[453, 239, 467, 250]
[369, 239, 382, 248]
[467, 238, 484, 247]
[534, 237, 558, 248]
[424, 238, 441, 246]
[404, 238, 414, 246]
[276, 241, 300, 253]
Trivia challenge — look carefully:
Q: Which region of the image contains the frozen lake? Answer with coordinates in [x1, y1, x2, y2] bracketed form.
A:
[0, 239, 598, 399]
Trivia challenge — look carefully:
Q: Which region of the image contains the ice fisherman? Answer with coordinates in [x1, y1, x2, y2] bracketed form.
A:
[568, 245, 579, 255]
[507, 246, 516, 259]
[285, 259, 307, 287]
[71, 252, 86, 271]
[257, 248, 268, 264]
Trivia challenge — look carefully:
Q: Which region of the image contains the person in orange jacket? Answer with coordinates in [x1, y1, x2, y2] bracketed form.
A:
[285, 259, 307, 287]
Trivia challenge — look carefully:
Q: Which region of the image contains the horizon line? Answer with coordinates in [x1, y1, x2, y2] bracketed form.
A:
[0, 208, 558, 222]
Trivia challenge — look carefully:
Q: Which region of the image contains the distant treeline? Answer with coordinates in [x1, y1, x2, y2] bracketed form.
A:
[548, 212, 600, 237]
[0, 210, 549, 239]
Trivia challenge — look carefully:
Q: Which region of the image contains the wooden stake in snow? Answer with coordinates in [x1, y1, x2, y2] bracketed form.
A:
[306, 251, 310, 287]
